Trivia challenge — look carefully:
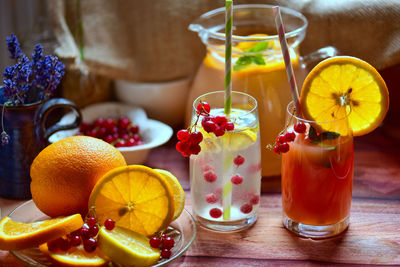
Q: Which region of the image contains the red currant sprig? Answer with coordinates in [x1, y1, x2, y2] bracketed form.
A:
[176, 101, 234, 157]
[46, 216, 116, 253]
[149, 232, 176, 259]
[272, 122, 306, 154]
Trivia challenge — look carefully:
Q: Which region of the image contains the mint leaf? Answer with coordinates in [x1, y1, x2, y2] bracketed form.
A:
[246, 42, 270, 53]
[308, 125, 340, 144]
[252, 55, 266, 65]
[233, 41, 270, 71]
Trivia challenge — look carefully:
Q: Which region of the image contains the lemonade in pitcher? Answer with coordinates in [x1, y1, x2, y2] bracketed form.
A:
[187, 5, 309, 177]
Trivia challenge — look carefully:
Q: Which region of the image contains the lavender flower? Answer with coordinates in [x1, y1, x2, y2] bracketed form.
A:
[1, 131, 10, 146]
[1, 33, 66, 145]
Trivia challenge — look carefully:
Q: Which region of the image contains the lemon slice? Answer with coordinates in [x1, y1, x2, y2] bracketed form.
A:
[39, 243, 108, 267]
[300, 56, 389, 136]
[199, 128, 258, 153]
[98, 226, 160, 267]
[154, 169, 185, 221]
[88, 165, 175, 237]
[0, 214, 83, 250]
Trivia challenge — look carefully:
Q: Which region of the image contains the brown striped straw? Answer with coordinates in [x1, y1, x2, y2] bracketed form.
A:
[272, 6, 302, 116]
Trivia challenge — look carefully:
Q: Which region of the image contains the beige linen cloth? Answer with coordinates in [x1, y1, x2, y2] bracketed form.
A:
[47, 0, 400, 83]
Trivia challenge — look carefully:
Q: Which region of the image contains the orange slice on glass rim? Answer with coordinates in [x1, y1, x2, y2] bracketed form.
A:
[0, 214, 83, 250]
[300, 56, 389, 136]
[88, 165, 175, 237]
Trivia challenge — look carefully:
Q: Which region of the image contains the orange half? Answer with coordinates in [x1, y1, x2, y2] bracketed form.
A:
[300, 56, 389, 136]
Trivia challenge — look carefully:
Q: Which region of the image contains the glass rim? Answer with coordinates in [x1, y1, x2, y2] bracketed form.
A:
[193, 90, 258, 117]
[192, 4, 308, 43]
[287, 101, 352, 124]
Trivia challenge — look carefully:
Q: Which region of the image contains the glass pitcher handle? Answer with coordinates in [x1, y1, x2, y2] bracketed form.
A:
[301, 46, 340, 70]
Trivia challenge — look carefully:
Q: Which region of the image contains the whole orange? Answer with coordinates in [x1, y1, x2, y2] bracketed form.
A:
[30, 136, 126, 217]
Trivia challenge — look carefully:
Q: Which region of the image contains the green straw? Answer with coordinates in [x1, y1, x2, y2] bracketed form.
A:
[224, 0, 233, 115]
[222, 0, 233, 220]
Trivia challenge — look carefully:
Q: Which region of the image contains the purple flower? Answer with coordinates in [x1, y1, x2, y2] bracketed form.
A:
[6, 34, 23, 59]
[1, 131, 10, 145]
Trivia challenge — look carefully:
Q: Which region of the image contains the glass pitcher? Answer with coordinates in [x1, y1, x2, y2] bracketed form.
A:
[187, 4, 337, 178]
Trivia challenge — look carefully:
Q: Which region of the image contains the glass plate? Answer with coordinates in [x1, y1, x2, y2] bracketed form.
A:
[9, 200, 196, 266]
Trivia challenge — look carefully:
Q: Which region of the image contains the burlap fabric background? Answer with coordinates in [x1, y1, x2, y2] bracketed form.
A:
[48, 0, 400, 83]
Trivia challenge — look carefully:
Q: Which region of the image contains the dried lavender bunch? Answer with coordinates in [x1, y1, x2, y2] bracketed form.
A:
[1, 34, 66, 145]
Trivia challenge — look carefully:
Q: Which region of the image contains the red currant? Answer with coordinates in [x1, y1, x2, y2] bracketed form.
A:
[294, 122, 307, 133]
[284, 132, 296, 142]
[190, 131, 203, 144]
[118, 117, 131, 129]
[104, 135, 115, 144]
[69, 235, 81, 247]
[213, 126, 225, 137]
[161, 248, 172, 259]
[47, 238, 60, 252]
[212, 116, 227, 127]
[149, 236, 161, 248]
[250, 195, 260, 205]
[162, 236, 175, 250]
[278, 142, 290, 153]
[94, 118, 104, 128]
[80, 224, 91, 239]
[240, 203, 253, 214]
[79, 122, 92, 133]
[115, 140, 126, 147]
[273, 145, 280, 154]
[202, 118, 216, 133]
[59, 237, 71, 251]
[276, 134, 286, 144]
[225, 121, 234, 131]
[89, 225, 99, 237]
[231, 175, 243, 185]
[86, 217, 97, 228]
[205, 193, 218, 204]
[203, 171, 217, 183]
[104, 219, 115, 230]
[189, 143, 201, 155]
[83, 238, 97, 253]
[233, 155, 245, 166]
[209, 208, 223, 218]
[129, 125, 140, 134]
[177, 129, 190, 141]
[197, 101, 211, 114]
[126, 137, 136, 146]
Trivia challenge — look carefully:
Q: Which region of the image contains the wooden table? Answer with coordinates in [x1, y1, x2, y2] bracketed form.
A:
[1, 127, 399, 266]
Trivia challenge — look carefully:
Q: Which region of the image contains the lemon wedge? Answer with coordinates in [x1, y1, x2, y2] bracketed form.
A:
[154, 169, 185, 221]
[98, 226, 160, 267]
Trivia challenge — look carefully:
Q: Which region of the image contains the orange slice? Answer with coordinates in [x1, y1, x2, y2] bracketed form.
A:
[300, 56, 389, 136]
[39, 243, 108, 267]
[0, 214, 83, 250]
[88, 165, 175, 237]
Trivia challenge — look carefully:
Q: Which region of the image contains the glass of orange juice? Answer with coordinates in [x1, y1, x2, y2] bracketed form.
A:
[187, 4, 331, 178]
[281, 102, 353, 238]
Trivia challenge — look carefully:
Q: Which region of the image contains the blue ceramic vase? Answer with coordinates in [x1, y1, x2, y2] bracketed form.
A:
[0, 97, 81, 199]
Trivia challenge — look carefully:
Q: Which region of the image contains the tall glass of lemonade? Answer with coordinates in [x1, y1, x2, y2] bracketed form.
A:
[187, 5, 309, 177]
[189, 91, 261, 232]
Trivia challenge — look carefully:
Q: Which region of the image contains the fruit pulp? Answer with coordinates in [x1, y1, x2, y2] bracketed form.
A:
[281, 130, 354, 226]
[190, 108, 261, 231]
[186, 32, 307, 177]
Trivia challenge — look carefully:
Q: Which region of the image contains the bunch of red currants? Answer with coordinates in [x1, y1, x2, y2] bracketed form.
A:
[78, 116, 144, 148]
[46, 217, 115, 253]
[176, 101, 234, 157]
[273, 122, 306, 154]
[149, 233, 175, 259]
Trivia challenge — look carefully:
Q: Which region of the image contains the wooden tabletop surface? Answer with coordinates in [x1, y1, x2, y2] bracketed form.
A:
[1, 127, 399, 266]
